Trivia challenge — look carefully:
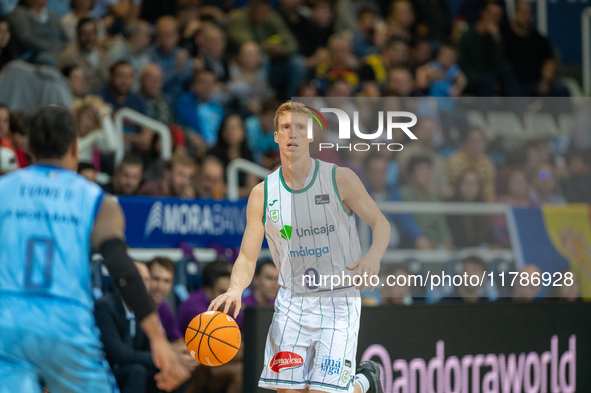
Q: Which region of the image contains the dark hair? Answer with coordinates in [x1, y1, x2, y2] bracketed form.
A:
[147, 257, 175, 275]
[213, 114, 253, 164]
[0, 17, 15, 66]
[407, 155, 432, 175]
[70, 0, 95, 10]
[77, 162, 95, 173]
[462, 256, 486, 271]
[451, 169, 484, 202]
[27, 106, 77, 160]
[109, 60, 133, 76]
[120, 153, 144, 170]
[60, 64, 82, 78]
[357, 6, 377, 20]
[255, 259, 275, 277]
[192, 68, 216, 84]
[0, 103, 8, 113]
[260, 98, 281, 114]
[76, 17, 96, 37]
[249, 0, 271, 6]
[122, 20, 143, 40]
[9, 111, 26, 135]
[202, 260, 231, 289]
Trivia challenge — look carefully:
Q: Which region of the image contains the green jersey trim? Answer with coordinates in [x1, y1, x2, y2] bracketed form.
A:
[279, 159, 319, 194]
[332, 165, 353, 217]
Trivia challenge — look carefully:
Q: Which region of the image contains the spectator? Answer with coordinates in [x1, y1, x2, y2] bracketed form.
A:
[528, 163, 566, 205]
[457, 1, 519, 96]
[244, 98, 280, 161]
[226, 0, 306, 99]
[359, 38, 408, 88]
[88, 0, 141, 26]
[146, 257, 181, 343]
[446, 169, 494, 248]
[61, 64, 87, 97]
[408, 38, 432, 69]
[137, 152, 197, 197]
[0, 145, 17, 175]
[242, 259, 279, 307]
[0, 103, 11, 149]
[77, 161, 96, 182]
[227, 41, 273, 115]
[195, 24, 229, 83]
[107, 19, 151, 88]
[545, 269, 581, 302]
[8, 0, 68, 65]
[447, 128, 496, 202]
[442, 256, 489, 303]
[0, 0, 18, 16]
[383, 66, 416, 96]
[397, 117, 449, 196]
[60, 0, 106, 43]
[380, 263, 414, 305]
[363, 155, 430, 249]
[512, 264, 542, 302]
[139, 63, 175, 126]
[140, 0, 176, 24]
[103, 153, 144, 195]
[497, 168, 533, 207]
[334, 0, 379, 34]
[413, 0, 451, 44]
[147, 16, 193, 99]
[207, 114, 257, 197]
[387, 0, 415, 41]
[175, 70, 225, 147]
[58, 17, 109, 93]
[94, 262, 160, 393]
[502, 1, 568, 97]
[196, 155, 225, 199]
[8, 110, 28, 167]
[73, 95, 117, 166]
[351, 7, 380, 58]
[562, 149, 591, 203]
[314, 35, 359, 93]
[0, 16, 15, 70]
[416, 44, 467, 97]
[400, 156, 453, 249]
[96, 60, 146, 114]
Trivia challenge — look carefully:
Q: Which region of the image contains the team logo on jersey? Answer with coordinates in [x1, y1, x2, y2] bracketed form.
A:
[280, 225, 292, 240]
[341, 370, 351, 384]
[268, 351, 304, 373]
[315, 194, 330, 205]
[320, 357, 342, 376]
[270, 210, 279, 223]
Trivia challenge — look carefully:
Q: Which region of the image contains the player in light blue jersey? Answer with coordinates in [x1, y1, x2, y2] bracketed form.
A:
[0, 106, 189, 393]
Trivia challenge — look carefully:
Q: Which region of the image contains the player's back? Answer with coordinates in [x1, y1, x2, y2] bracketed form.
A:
[0, 164, 104, 337]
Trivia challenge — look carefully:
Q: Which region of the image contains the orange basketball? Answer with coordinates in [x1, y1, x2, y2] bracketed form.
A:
[185, 311, 241, 366]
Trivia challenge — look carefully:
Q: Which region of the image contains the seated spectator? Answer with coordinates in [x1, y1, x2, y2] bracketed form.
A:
[502, 1, 568, 97]
[446, 169, 494, 248]
[8, 111, 28, 167]
[416, 44, 466, 97]
[140, 63, 175, 126]
[58, 17, 109, 93]
[397, 117, 449, 196]
[175, 70, 225, 147]
[196, 155, 226, 199]
[195, 24, 229, 83]
[77, 161, 96, 182]
[61, 0, 106, 43]
[387, 0, 414, 41]
[147, 16, 193, 99]
[447, 128, 496, 202]
[137, 152, 197, 197]
[359, 38, 408, 88]
[8, 0, 68, 65]
[364, 155, 430, 249]
[226, 0, 306, 99]
[227, 41, 273, 115]
[528, 163, 566, 205]
[413, 0, 451, 44]
[380, 263, 414, 305]
[314, 35, 359, 94]
[107, 19, 151, 89]
[562, 149, 591, 203]
[383, 66, 417, 97]
[0, 103, 11, 150]
[242, 259, 279, 308]
[147, 257, 181, 343]
[334, 0, 379, 34]
[73, 95, 117, 167]
[351, 7, 380, 58]
[207, 114, 257, 198]
[408, 38, 433, 69]
[61, 64, 87, 97]
[245, 98, 280, 161]
[88, 0, 141, 31]
[457, 1, 519, 96]
[96, 60, 146, 114]
[0, 16, 15, 71]
[442, 256, 489, 303]
[94, 262, 160, 393]
[400, 156, 453, 249]
[103, 153, 144, 195]
[512, 264, 542, 302]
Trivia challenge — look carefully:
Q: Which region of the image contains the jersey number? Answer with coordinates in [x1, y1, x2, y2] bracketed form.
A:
[24, 237, 54, 289]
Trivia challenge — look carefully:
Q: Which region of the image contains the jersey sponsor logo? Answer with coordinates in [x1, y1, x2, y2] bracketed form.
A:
[280, 225, 292, 240]
[341, 370, 351, 384]
[268, 351, 304, 373]
[270, 210, 279, 223]
[290, 246, 330, 258]
[345, 359, 352, 368]
[315, 194, 330, 205]
[320, 357, 342, 376]
[296, 224, 335, 238]
[269, 199, 278, 206]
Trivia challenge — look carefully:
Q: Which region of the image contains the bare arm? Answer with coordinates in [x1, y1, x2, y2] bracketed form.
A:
[335, 167, 390, 290]
[208, 181, 266, 317]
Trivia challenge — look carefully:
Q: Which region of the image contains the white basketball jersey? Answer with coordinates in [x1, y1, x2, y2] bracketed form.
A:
[263, 159, 363, 294]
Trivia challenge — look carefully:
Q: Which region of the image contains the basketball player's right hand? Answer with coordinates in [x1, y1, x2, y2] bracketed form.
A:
[208, 288, 243, 319]
[151, 337, 190, 391]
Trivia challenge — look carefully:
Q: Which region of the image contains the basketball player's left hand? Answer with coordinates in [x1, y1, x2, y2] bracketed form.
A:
[347, 254, 380, 291]
[152, 337, 190, 391]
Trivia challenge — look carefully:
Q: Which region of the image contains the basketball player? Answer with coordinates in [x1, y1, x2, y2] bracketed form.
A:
[209, 101, 390, 393]
[0, 106, 188, 393]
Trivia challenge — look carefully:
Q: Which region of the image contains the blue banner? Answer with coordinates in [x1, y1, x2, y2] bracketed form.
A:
[118, 196, 248, 248]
